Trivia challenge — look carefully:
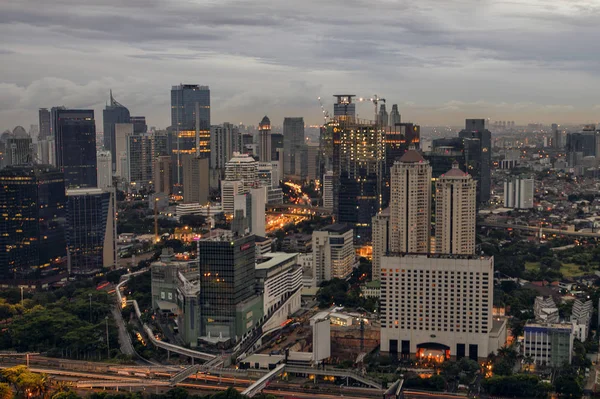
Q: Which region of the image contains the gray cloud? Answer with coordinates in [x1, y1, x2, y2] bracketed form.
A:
[1, 0, 600, 130]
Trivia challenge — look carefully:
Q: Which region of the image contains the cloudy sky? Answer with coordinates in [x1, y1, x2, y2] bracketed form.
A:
[1, 0, 600, 131]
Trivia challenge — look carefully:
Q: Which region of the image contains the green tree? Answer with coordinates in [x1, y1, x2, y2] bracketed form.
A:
[555, 374, 583, 399]
[0, 383, 12, 399]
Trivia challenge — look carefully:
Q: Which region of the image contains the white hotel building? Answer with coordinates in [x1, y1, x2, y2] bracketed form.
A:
[380, 254, 506, 360]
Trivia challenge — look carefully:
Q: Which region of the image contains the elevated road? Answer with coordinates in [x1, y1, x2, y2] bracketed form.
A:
[480, 222, 600, 238]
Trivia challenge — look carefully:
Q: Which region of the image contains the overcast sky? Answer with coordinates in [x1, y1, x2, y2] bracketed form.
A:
[1, 0, 600, 132]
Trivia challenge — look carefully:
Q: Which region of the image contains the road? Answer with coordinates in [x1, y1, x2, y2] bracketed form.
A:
[111, 306, 135, 356]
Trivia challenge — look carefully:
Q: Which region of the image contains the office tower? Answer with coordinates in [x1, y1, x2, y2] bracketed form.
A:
[0, 165, 66, 280]
[225, 152, 258, 193]
[283, 117, 307, 180]
[257, 162, 283, 204]
[130, 116, 147, 134]
[1, 127, 33, 167]
[435, 162, 476, 255]
[103, 91, 130, 172]
[389, 150, 431, 254]
[312, 224, 355, 285]
[54, 109, 97, 188]
[183, 155, 209, 204]
[234, 187, 266, 236]
[306, 143, 319, 181]
[424, 141, 467, 178]
[127, 133, 155, 189]
[333, 119, 381, 241]
[170, 85, 211, 189]
[552, 124, 561, 149]
[378, 104, 389, 127]
[504, 177, 534, 209]
[198, 232, 263, 342]
[523, 323, 573, 366]
[66, 188, 115, 275]
[38, 108, 51, 140]
[258, 116, 271, 162]
[221, 180, 244, 214]
[270, 133, 284, 161]
[96, 150, 112, 189]
[114, 123, 133, 178]
[154, 155, 172, 195]
[210, 122, 240, 184]
[36, 137, 55, 166]
[389, 104, 401, 126]
[322, 170, 334, 211]
[458, 119, 492, 203]
[566, 130, 598, 167]
[383, 122, 421, 207]
[380, 254, 499, 360]
[371, 208, 390, 280]
[333, 94, 356, 121]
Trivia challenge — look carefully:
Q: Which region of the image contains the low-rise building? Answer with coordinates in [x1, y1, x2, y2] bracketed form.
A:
[281, 233, 312, 253]
[361, 280, 380, 299]
[523, 323, 574, 366]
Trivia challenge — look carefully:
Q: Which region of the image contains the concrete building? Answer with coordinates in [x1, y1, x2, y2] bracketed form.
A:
[38, 108, 51, 140]
[380, 254, 503, 360]
[182, 155, 209, 204]
[322, 170, 334, 211]
[299, 253, 315, 289]
[283, 117, 307, 180]
[371, 208, 390, 280]
[504, 177, 534, 209]
[523, 323, 574, 366]
[256, 252, 303, 333]
[210, 122, 240, 187]
[389, 104, 401, 126]
[103, 92, 130, 172]
[458, 119, 492, 204]
[258, 116, 271, 162]
[126, 133, 153, 189]
[255, 236, 273, 257]
[225, 152, 258, 193]
[221, 180, 244, 214]
[114, 123, 133, 179]
[1, 127, 33, 167]
[435, 162, 476, 255]
[96, 150, 112, 189]
[66, 188, 115, 275]
[257, 161, 283, 204]
[312, 224, 355, 285]
[378, 104, 389, 127]
[306, 143, 320, 181]
[534, 296, 559, 324]
[234, 187, 266, 237]
[389, 150, 431, 254]
[153, 155, 172, 195]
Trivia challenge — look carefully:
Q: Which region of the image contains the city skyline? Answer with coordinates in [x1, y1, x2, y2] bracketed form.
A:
[2, 0, 600, 130]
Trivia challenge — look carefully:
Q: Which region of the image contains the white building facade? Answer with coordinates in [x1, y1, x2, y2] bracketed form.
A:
[504, 177, 534, 209]
[312, 224, 355, 285]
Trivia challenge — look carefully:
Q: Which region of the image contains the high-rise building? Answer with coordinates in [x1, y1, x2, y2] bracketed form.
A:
[225, 152, 258, 193]
[306, 143, 320, 181]
[333, 95, 356, 121]
[96, 150, 112, 189]
[378, 104, 389, 127]
[270, 133, 284, 161]
[54, 109, 97, 188]
[258, 116, 271, 162]
[197, 232, 263, 342]
[170, 85, 211, 190]
[380, 254, 501, 360]
[389, 150, 431, 254]
[566, 130, 597, 166]
[333, 119, 381, 240]
[36, 136, 55, 166]
[114, 123, 133, 179]
[383, 122, 421, 207]
[322, 170, 334, 211]
[523, 323, 574, 366]
[130, 116, 147, 134]
[234, 187, 266, 237]
[66, 188, 115, 275]
[183, 155, 209, 204]
[221, 180, 244, 214]
[38, 108, 51, 140]
[283, 117, 307, 180]
[371, 208, 390, 280]
[0, 165, 67, 280]
[210, 122, 240, 185]
[504, 177, 534, 209]
[458, 119, 492, 204]
[257, 162, 283, 204]
[312, 224, 355, 285]
[154, 155, 172, 195]
[389, 104, 401, 126]
[127, 133, 154, 189]
[103, 91, 130, 172]
[552, 124, 561, 149]
[435, 162, 476, 255]
[0, 127, 33, 167]
[424, 143, 467, 179]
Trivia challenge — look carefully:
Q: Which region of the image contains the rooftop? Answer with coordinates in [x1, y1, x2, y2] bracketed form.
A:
[256, 252, 298, 270]
[320, 223, 353, 234]
[441, 161, 470, 178]
[66, 188, 106, 196]
[399, 149, 426, 163]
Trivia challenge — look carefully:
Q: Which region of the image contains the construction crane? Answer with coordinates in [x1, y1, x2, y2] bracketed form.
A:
[317, 97, 330, 125]
[355, 95, 386, 124]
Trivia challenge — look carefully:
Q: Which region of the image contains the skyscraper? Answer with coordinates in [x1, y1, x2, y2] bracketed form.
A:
[371, 208, 390, 280]
[459, 119, 492, 204]
[183, 155, 209, 204]
[333, 95, 356, 121]
[389, 150, 431, 254]
[552, 124, 561, 149]
[378, 104, 389, 127]
[234, 187, 266, 237]
[389, 104, 401, 126]
[96, 150, 112, 189]
[382, 122, 421, 207]
[322, 170, 334, 211]
[434, 162, 476, 255]
[66, 188, 115, 275]
[0, 165, 66, 280]
[38, 108, 51, 140]
[312, 224, 355, 285]
[333, 119, 381, 240]
[283, 117, 307, 180]
[54, 109, 97, 188]
[126, 133, 154, 189]
[1, 127, 33, 167]
[114, 123, 133, 179]
[258, 116, 272, 162]
[210, 122, 240, 184]
[270, 133, 284, 161]
[130, 116, 147, 134]
[154, 156, 172, 195]
[103, 92, 130, 172]
[225, 152, 258, 193]
[504, 177, 534, 209]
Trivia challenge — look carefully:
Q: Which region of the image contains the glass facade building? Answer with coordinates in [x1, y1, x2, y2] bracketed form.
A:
[103, 95, 130, 172]
[0, 165, 66, 279]
[54, 109, 97, 188]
